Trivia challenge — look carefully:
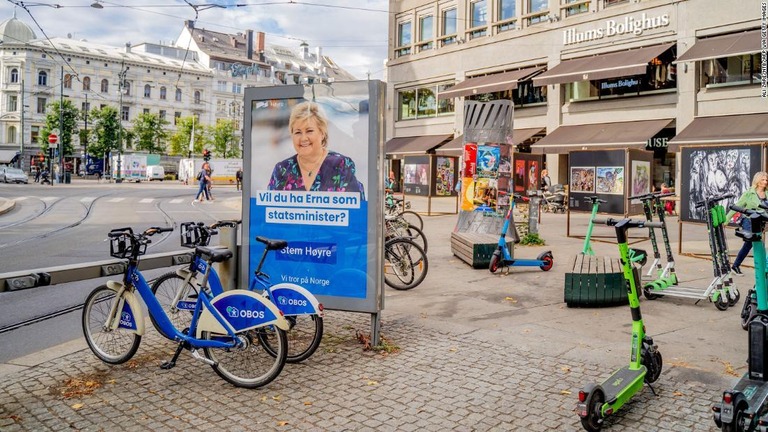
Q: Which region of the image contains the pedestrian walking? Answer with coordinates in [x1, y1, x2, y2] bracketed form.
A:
[34, 166, 41, 183]
[725, 171, 768, 276]
[206, 165, 215, 201]
[236, 168, 243, 191]
[194, 162, 211, 202]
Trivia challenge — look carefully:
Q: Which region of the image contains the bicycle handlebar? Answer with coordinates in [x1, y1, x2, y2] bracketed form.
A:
[211, 219, 242, 229]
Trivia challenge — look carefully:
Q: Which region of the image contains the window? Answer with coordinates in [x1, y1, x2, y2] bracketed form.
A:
[7, 95, 17, 111]
[81, 102, 90, 112]
[37, 71, 48, 86]
[194, 90, 201, 104]
[101, 79, 109, 93]
[121, 106, 129, 121]
[159, 110, 166, 120]
[232, 83, 242, 94]
[82, 76, 91, 91]
[563, 0, 589, 17]
[604, 0, 628, 5]
[527, 0, 549, 25]
[160, 86, 167, 100]
[464, 72, 548, 107]
[441, 8, 458, 46]
[174, 111, 181, 125]
[10, 68, 18, 83]
[143, 108, 150, 114]
[175, 88, 182, 102]
[700, 54, 761, 88]
[64, 74, 72, 89]
[497, 0, 517, 32]
[469, 1, 488, 39]
[418, 15, 434, 51]
[144, 84, 151, 98]
[217, 80, 227, 92]
[397, 83, 455, 120]
[396, 21, 412, 57]
[37, 97, 47, 113]
[7, 126, 16, 144]
[123, 81, 131, 96]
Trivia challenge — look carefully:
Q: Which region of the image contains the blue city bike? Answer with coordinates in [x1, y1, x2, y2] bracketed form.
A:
[81, 226, 290, 389]
[151, 220, 324, 363]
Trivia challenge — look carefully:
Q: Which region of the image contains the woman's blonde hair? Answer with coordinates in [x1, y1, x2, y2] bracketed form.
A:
[289, 101, 329, 147]
[753, 171, 768, 188]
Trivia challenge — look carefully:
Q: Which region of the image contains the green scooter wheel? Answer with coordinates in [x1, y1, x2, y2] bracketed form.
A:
[714, 293, 729, 311]
[728, 288, 740, 307]
[643, 283, 660, 300]
[580, 388, 606, 432]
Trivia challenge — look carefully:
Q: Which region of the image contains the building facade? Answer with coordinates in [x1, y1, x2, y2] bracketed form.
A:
[386, 0, 765, 190]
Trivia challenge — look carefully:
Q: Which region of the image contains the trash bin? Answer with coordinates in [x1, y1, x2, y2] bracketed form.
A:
[64, 172, 71, 184]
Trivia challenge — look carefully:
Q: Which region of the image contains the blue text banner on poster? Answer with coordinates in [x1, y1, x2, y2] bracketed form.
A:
[256, 191, 361, 209]
[275, 241, 337, 264]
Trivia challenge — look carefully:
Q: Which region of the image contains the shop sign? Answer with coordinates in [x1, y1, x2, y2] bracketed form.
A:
[563, 13, 671, 46]
[646, 137, 669, 149]
[600, 78, 640, 90]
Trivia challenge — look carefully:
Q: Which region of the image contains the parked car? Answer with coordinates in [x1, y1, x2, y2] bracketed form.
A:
[145, 165, 165, 181]
[1, 167, 29, 184]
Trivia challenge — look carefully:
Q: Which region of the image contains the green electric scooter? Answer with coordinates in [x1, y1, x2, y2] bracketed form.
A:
[581, 196, 647, 266]
[576, 218, 663, 432]
[713, 204, 768, 431]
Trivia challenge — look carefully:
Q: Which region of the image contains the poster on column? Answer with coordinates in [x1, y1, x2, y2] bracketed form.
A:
[243, 82, 382, 311]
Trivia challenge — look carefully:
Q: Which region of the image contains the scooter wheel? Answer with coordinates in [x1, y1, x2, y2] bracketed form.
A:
[580, 388, 605, 432]
[643, 350, 663, 384]
[643, 284, 660, 300]
[741, 299, 757, 331]
[539, 253, 554, 271]
[714, 294, 729, 311]
[728, 288, 740, 307]
[489, 252, 501, 274]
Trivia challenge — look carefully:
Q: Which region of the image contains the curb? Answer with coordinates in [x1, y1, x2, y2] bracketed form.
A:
[0, 197, 15, 215]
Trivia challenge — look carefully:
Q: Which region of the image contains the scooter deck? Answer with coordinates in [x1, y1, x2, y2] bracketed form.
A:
[646, 285, 717, 300]
[600, 365, 646, 410]
[722, 376, 768, 422]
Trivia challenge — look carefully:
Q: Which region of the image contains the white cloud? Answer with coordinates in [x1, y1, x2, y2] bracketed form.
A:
[0, 0, 388, 80]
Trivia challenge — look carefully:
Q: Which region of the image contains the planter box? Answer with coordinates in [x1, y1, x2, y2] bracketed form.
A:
[564, 254, 627, 307]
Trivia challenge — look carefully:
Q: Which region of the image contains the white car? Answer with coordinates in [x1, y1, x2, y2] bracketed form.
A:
[1, 167, 29, 184]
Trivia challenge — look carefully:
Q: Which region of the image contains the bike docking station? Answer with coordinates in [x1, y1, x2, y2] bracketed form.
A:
[638, 192, 739, 310]
[713, 205, 768, 431]
[576, 218, 663, 432]
[564, 196, 642, 308]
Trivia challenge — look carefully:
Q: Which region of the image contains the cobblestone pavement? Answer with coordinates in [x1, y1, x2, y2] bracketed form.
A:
[0, 204, 747, 431]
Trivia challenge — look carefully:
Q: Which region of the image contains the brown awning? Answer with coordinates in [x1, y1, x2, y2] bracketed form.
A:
[533, 43, 675, 86]
[531, 119, 672, 154]
[677, 30, 760, 62]
[667, 113, 768, 151]
[385, 135, 452, 155]
[438, 66, 544, 100]
[435, 128, 546, 155]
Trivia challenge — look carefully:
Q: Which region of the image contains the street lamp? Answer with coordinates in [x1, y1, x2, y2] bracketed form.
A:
[116, 62, 129, 183]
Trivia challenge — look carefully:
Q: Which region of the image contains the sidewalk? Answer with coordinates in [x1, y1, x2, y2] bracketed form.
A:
[0, 198, 745, 431]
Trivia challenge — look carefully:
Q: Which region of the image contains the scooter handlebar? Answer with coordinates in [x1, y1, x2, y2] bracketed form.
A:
[695, 193, 734, 208]
[655, 192, 676, 199]
[627, 193, 654, 201]
[593, 218, 662, 229]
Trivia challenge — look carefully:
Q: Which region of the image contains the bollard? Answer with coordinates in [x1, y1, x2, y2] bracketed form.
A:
[217, 224, 239, 291]
[528, 195, 541, 234]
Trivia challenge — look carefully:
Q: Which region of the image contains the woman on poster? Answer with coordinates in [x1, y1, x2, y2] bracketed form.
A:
[268, 101, 365, 197]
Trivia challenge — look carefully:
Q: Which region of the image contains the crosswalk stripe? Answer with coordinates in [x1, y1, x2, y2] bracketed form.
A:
[169, 199, 184, 204]
[80, 197, 96, 203]
[106, 197, 125, 203]
[41, 196, 57, 201]
[139, 198, 154, 204]
[14, 197, 28, 201]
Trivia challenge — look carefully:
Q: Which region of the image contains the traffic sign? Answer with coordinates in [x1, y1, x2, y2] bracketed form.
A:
[48, 133, 58, 144]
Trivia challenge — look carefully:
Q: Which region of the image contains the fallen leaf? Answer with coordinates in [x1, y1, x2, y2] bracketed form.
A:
[304, 401, 313, 406]
[449, 347, 457, 352]
[560, 390, 571, 395]
[504, 296, 518, 303]
[722, 361, 739, 377]
[71, 403, 84, 410]
[272, 395, 282, 401]
[522, 329, 531, 333]
[277, 421, 289, 426]
[260, 396, 267, 402]
[560, 366, 571, 373]
[367, 380, 378, 386]
[673, 391, 684, 396]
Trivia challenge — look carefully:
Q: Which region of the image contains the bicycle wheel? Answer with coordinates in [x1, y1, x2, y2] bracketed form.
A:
[82, 285, 141, 364]
[202, 327, 287, 389]
[404, 224, 428, 253]
[384, 238, 428, 290]
[399, 210, 423, 231]
[150, 271, 197, 336]
[258, 315, 324, 363]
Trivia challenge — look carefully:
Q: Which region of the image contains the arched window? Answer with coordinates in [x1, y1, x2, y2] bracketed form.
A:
[10, 68, 18, 83]
[144, 84, 151, 98]
[101, 79, 109, 93]
[160, 86, 167, 100]
[64, 74, 72, 89]
[194, 90, 201, 104]
[7, 126, 16, 144]
[175, 88, 182, 102]
[123, 81, 131, 96]
[82, 76, 91, 91]
[37, 71, 47, 86]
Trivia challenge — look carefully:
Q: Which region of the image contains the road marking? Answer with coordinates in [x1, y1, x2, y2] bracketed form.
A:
[106, 197, 125, 203]
[41, 197, 57, 202]
[14, 197, 28, 201]
[169, 199, 184, 204]
[139, 198, 154, 204]
[80, 197, 96, 203]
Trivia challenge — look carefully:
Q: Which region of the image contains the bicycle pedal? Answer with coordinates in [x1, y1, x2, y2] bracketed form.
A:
[191, 349, 216, 366]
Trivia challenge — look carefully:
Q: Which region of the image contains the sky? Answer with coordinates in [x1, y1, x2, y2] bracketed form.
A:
[0, 0, 390, 80]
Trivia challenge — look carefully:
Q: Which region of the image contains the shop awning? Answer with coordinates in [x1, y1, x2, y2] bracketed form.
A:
[385, 135, 452, 155]
[533, 43, 675, 86]
[531, 119, 672, 154]
[438, 66, 545, 100]
[435, 128, 546, 155]
[677, 30, 760, 62]
[667, 113, 768, 151]
[0, 149, 18, 163]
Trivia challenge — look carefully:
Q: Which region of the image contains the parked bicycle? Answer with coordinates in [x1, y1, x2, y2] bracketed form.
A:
[384, 236, 428, 290]
[385, 213, 428, 252]
[151, 220, 324, 363]
[81, 226, 289, 388]
[385, 192, 423, 230]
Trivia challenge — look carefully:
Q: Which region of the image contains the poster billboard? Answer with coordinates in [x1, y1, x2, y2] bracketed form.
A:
[242, 82, 383, 313]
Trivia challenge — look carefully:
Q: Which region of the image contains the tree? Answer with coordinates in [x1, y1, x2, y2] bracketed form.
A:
[87, 106, 121, 159]
[208, 119, 240, 158]
[39, 99, 79, 156]
[169, 116, 207, 156]
[132, 112, 169, 154]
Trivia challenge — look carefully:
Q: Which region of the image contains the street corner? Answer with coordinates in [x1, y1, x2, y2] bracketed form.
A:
[0, 197, 16, 215]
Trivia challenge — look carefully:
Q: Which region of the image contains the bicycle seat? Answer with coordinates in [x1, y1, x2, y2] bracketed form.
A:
[195, 246, 233, 263]
[256, 236, 288, 251]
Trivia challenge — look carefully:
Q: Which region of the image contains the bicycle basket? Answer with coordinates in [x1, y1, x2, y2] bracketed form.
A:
[110, 233, 146, 259]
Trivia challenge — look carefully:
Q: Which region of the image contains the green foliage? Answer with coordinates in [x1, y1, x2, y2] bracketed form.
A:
[132, 112, 169, 154]
[520, 233, 546, 246]
[85, 106, 121, 159]
[169, 116, 207, 156]
[39, 99, 79, 156]
[207, 119, 240, 158]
